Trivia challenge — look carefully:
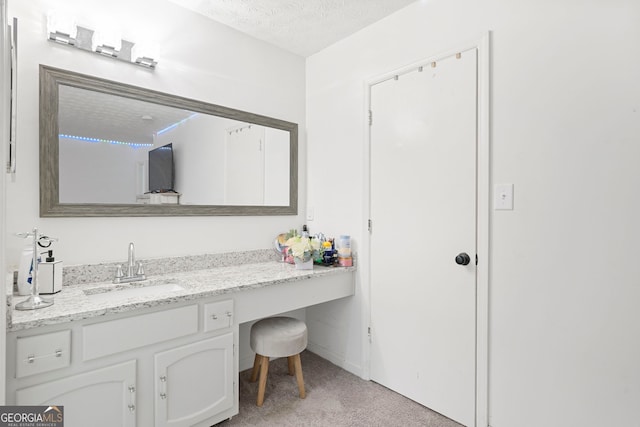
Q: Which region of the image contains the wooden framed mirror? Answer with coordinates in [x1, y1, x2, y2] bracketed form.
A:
[40, 65, 298, 217]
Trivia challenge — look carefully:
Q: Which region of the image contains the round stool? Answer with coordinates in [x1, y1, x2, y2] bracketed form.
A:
[249, 316, 308, 406]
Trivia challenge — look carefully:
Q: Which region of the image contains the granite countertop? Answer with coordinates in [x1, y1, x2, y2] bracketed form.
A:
[9, 261, 354, 332]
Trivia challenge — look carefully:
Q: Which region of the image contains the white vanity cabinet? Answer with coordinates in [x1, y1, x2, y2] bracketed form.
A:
[6, 300, 238, 427]
[155, 333, 234, 427]
[7, 264, 356, 427]
[15, 360, 137, 427]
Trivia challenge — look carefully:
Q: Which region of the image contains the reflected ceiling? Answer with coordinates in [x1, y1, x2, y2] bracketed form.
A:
[59, 86, 194, 144]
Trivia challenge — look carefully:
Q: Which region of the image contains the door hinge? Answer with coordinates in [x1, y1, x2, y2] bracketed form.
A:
[368, 219, 372, 233]
[368, 110, 373, 126]
[475, 254, 478, 265]
[367, 326, 372, 342]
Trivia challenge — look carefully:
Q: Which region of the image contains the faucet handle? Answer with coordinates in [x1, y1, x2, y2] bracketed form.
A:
[136, 262, 145, 276]
[115, 264, 124, 278]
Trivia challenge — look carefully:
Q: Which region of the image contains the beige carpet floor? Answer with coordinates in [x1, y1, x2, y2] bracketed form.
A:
[217, 351, 463, 427]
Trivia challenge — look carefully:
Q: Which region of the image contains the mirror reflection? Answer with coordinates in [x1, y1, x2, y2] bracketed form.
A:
[58, 85, 290, 206]
[40, 65, 298, 217]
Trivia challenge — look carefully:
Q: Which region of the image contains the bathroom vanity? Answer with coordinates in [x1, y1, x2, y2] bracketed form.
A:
[5, 256, 355, 427]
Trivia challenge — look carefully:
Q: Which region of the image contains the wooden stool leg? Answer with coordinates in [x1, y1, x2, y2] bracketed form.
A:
[287, 356, 295, 376]
[257, 355, 270, 406]
[293, 353, 305, 399]
[250, 354, 262, 382]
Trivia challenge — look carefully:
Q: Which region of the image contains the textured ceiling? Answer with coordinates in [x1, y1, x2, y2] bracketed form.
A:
[166, 0, 417, 57]
[59, 86, 194, 144]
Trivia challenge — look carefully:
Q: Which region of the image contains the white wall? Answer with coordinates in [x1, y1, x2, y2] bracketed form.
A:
[306, 1, 640, 426]
[6, 0, 306, 267]
[156, 114, 231, 205]
[159, 118, 290, 205]
[59, 137, 147, 203]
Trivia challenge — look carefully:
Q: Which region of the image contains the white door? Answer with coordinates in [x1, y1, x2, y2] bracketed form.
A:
[154, 333, 234, 427]
[16, 360, 137, 427]
[370, 50, 478, 426]
[224, 125, 265, 205]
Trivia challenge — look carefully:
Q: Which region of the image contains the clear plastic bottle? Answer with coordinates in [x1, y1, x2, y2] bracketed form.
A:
[337, 235, 352, 267]
[17, 238, 34, 296]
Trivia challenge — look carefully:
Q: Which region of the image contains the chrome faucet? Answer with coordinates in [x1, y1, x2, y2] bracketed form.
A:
[127, 242, 136, 277]
[114, 242, 146, 284]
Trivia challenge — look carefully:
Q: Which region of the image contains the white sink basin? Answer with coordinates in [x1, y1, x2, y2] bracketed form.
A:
[84, 283, 184, 302]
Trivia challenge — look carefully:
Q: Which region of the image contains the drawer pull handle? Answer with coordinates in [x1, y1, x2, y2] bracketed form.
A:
[128, 404, 135, 412]
[160, 376, 166, 382]
[129, 386, 136, 393]
[226, 311, 232, 318]
[160, 393, 167, 400]
[55, 349, 62, 358]
[211, 314, 218, 320]
[27, 354, 35, 364]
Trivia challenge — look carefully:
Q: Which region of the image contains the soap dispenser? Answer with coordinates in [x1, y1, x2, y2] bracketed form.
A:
[39, 250, 62, 294]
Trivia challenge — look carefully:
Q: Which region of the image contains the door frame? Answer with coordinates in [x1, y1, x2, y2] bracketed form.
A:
[1, 0, 9, 404]
[361, 32, 490, 427]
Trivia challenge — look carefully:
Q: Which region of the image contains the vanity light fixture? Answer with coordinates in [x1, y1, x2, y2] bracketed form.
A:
[95, 43, 119, 57]
[132, 41, 159, 68]
[46, 13, 158, 69]
[135, 56, 158, 68]
[49, 30, 76, 45]
[93, 29, 121, 58]
[47, 13, 77, 45]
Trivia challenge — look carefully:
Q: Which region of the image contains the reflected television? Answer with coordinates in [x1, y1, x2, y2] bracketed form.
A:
[148, 143, 174, 193]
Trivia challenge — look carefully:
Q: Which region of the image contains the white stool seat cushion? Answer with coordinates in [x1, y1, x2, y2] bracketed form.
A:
[250, 317, 308, 358]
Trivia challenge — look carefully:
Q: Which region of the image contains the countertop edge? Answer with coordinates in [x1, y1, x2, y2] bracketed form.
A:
[8, 263, 356, 332]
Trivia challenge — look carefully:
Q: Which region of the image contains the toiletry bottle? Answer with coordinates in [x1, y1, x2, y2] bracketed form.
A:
[337, 235, 353, 267]
[39, 250, 62, 295]
[322, 241, 334, 265]
[17, 239, 34, 296]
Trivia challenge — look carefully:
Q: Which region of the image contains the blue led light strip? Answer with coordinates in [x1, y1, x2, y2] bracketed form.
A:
[157, 113, 199, 136]
[59, 134, 153, 148]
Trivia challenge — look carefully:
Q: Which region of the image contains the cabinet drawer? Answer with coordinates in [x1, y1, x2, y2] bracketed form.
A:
[204, 300, 233, 332]
[16, 330, 71, 378]
[83, 305, 198, 361]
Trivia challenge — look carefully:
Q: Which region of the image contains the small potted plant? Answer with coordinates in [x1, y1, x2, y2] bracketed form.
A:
[285, 235, 321, 270]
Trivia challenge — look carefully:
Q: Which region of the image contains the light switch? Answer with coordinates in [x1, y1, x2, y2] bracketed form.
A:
[306, 207, 315, 221]
[494, 184, 514, 210]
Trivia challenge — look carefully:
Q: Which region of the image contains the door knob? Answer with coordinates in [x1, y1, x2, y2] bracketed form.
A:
[455, 253, 471, 265]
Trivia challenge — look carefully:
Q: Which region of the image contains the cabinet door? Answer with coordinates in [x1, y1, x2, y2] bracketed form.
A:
[16, 360, 137, 427]
[155, 333, 233, 427]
